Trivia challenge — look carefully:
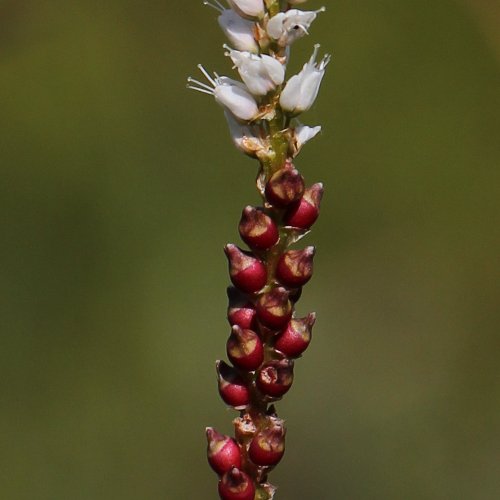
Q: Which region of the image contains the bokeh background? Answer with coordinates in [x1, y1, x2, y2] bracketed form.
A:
[1, 0, 499, 498]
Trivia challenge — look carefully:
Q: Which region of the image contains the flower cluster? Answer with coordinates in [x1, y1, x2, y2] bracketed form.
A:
[188, 1, 329, 498]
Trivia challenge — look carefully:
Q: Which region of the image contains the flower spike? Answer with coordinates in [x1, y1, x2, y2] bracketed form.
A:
[190, 1, 331, 497]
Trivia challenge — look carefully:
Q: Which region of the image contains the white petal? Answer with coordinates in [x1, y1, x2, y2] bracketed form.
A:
[214, 83, 259, 121]
[295, 125, 321, 147]
[279, 74, 303, 113]
[261, 55, 285, 86]
[218, 9, 259, 53]
[266, 13, 286, 39]
[227, 0, 265, 19]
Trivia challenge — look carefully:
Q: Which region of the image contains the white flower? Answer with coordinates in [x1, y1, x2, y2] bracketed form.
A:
[279, 44, 331, 115]
[224, 111, 271, 158]
[291, 124, 321, 156]
[225, 46, 285, 96]
[227, 0, 265, 19]
[204, 1, 259, 53]
[187, 65, 259, 121]
[266, 7, 325, 46]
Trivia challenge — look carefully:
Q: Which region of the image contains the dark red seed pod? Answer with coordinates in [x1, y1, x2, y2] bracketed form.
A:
[206, 427, 242, 476]
[218, 467, 255, 500]
[238, 206, 279, 250]
[274, 313, 316, 358]
[226, 326, 264, 371]
[248, 418, 286, 466]
[276, 246, 315, 288]
[257, 359, 294, 397]
[256, 287, 293, 329]
[224, 244, 267, 294]
[227, 287, 257, 330]
[216, 360, 250, 409]
[284, 183, 324, 229]
[265, 164, 305, 208]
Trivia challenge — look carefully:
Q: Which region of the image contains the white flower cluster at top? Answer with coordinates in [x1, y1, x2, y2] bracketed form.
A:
[187, 0, 330, 161]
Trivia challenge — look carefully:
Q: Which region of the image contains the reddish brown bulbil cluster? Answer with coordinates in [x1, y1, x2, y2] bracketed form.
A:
[207, 159, 323, 499]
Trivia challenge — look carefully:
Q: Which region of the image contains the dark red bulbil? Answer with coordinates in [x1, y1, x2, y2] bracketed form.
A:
[206, 427, 242, 476]
[216, 360, 250, 409]
[274, 313, 316, 358]
[227, 287, 257, 330]
[276, 246, 315, 288]
[218, 467, 255, 500]
[256, 287, 293, 330]
[226, 326, 264, 371]
[284, 182, 324, 229]
[248, 419, 286, 467]
[256, 359, 294, 398]
[239, 206, 279, 250]
[224, 244, 267, 294]
[265, 164, 305, 208]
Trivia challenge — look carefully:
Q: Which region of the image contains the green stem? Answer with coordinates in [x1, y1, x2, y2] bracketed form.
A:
[265, 0, 280, 17]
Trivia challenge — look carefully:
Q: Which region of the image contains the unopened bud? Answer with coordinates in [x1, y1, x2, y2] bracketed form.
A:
[265, 164, 305, 208]
[216, 360, 250, 409]
[248, 418, 286, 466]
[218, 466, 256, 500]
[256, 359, 294, 397]
[226, 326, 264, 371]
[225, 244, 267, 294]
[239, 206, 279, 250]
[206, 427, 242, 476]
[274, 313, 315, 358]
[276, 246, 315, 288]
[284, 182, 324, 229]
[256, 287, 293, 329]
[227, 287, 257, 329]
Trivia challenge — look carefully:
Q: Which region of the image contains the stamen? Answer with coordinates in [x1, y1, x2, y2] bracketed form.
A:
[187, 77, 214, 92]
[310, 44, 320, 63]
[320, 54, 332, 69]
[291, 24, 309, 36]
[203, 1, 224, 13]
[186, 84, 215, 96]
[213, 71, 222, 84]
[197, 64, 217, 87]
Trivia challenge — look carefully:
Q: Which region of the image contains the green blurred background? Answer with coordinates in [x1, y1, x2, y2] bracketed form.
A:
[1, 0, 499, 498]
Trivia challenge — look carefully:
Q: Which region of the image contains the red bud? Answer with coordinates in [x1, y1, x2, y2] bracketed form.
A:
[239, 206, 279, 250]
[227, 287, 257, 330]
[274, 313, 315, 358]
[248, 418, 286, 466]
[224, 244, 267, 294]
[206, 428, 242, 476]
[276, 247, 315, 288]
[265, 164, 305, 208]
[256, 359, 294, 398]
[218, 467, 255, 500]
[226, 326, 264, 371]
[216, 361, 250, 409]
[256, 287, 292, 329]
[284, 183, 324, 229]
